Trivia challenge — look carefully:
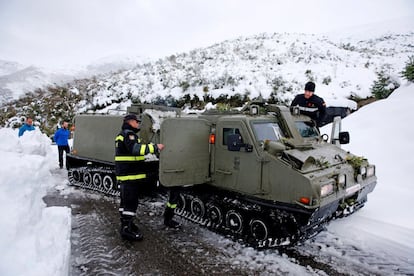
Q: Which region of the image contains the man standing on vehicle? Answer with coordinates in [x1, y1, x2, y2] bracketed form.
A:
[54, 121, 71, 169]
[290, 81, 326, 127]
[115, 114, 165, 241]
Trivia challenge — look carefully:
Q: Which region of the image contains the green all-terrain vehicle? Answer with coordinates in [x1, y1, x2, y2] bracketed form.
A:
[67, 101, 376, 247]
[66, 104, 180, 195]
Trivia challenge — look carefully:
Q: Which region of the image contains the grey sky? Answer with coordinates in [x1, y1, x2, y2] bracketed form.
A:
[0, 0, 413, 68]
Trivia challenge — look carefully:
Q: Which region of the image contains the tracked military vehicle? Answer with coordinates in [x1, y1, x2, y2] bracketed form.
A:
[66, 104, 180, 195]
[159, 102, 376, 247]
[67, 101, 376, 247]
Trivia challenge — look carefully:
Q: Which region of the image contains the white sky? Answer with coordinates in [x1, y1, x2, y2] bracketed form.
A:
[0, 0, 413, 68]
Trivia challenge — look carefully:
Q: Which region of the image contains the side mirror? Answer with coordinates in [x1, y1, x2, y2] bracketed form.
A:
[331, 116, 350, 146]
[339, 131, 350, 144]
[227, 134, 252, 152]
[227, 134, 243, 151]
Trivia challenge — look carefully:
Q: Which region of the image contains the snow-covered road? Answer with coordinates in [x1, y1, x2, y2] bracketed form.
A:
[46, 177, 413, 275]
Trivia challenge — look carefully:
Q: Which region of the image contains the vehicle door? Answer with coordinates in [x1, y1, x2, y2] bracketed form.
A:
[214, 120, 261, 195]
[159, 117, 211, 187]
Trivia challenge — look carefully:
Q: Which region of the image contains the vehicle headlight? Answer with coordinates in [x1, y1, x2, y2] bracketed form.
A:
[366, 165, 375, 177]
[337, 174, 346, 187]
[321, 183, 334, 197]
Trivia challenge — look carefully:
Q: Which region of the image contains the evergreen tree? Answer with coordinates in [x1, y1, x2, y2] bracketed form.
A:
[401, 56, 414, 82]
[371, 71, 399, 99]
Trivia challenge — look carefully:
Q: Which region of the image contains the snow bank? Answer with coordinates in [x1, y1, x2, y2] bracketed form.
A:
[340, 83, 414, 230]
[320, 83, 414, 267]
[0, 129, 71, 276]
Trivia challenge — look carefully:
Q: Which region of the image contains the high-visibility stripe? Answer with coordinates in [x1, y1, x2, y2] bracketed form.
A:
[166, 202, 177, 209]
[115, 156, 145, 161]
[116, 174, 146, 181]
[148, 144, 155, 153]
[140, 145, 146, 155]
[122, 211, 136, 216]
[115, 135, 124, 142]
[297, 106, 318, 112]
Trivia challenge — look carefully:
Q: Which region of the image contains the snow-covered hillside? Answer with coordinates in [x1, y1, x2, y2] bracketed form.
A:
[74, 30, 414, 113]
[0, 62, 70, 105]
[2, 19, 413, 112]
[0, 56, 143, 106]
[1, 19, 413, 142]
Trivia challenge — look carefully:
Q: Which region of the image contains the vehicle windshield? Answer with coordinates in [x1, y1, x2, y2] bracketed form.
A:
[295, 121, 319, 138]
[252, 122, 284, 142]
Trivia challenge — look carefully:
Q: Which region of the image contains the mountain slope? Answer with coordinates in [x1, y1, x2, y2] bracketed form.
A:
[0, 62, 72, 105]
[0, 56, 143, 106]
[1, 27, 413, 136]
[74, 31, 413, 112]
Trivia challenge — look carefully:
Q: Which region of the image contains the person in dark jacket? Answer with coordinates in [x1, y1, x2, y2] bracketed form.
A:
[54, 121, 71, 169]
[290, 81, 326, 127]
[115, 114, 166, 241]
[18, 117, 35, 137]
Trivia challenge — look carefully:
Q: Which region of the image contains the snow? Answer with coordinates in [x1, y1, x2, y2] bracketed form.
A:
[1, 83, 414, 275]
[338, 85, 414, 230]
[0, 129, 71, 276]
[321, 83, 414, 269]
[67, 24, 412, 116]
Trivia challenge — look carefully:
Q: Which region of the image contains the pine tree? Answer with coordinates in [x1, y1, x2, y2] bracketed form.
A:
[401, 56, 414, 82]
[371, 71, 399, 99]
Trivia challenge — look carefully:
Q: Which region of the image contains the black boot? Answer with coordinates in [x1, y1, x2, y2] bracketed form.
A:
[120, 217, 143, 241]
[164, 207, 180, 228]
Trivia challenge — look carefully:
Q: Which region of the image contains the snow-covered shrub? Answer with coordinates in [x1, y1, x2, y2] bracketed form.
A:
[371, 71, 400, 99]
[322, 76, 332, 85]
[401, 56, 414, 82]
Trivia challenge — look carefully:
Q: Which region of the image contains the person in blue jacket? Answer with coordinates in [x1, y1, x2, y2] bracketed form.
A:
[54, 121, 71, 169]
[18, 117, 35, 137]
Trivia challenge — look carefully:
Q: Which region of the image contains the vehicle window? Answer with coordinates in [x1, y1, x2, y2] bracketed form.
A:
[295, 121, 319, 138]
[223, 128, 243, 145]
[252, 122, 283, 142]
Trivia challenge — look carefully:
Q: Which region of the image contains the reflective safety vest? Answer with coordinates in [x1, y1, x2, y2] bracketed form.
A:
[290, 93, 326, 121]
[115, 128, 156, 182]
[166, 202, 177, 209]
